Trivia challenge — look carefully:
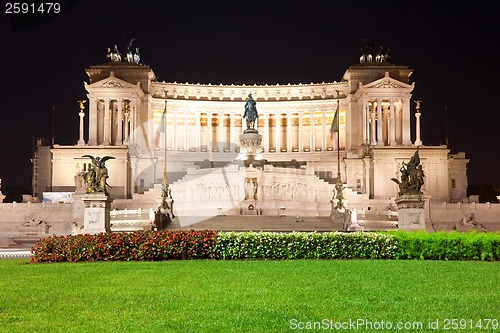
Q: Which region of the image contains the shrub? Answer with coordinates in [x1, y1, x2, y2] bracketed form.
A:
[387, 230, 500, 261]
[212, 231, 398, 260]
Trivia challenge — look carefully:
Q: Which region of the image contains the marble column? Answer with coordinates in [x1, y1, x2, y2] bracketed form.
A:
[370, 107, 377, 146]
[414, 111, 422, 146]
[207, 113, 212, 150]
[321, 109, 326, 151]
[230, 113, 235, 152]
[123, 111, 129, 145]
[264, 113, 269, 152]
[184, 112, 189, 151]
[362, 100, 368, 145]
[218, 113, 224, 152]
[196, 113, 201, 151]
[103, 98, 110, 146]
[389, 98, 396, 146]
[286, 112, 292, 152]
[116, 98, 123, 146]
[130, 101, 137, 146]
[172, 111, 178, 150]
[78, 111, 85, 146]
[309, 112, 314, 150]
[88, 97, 97, 146]
[298, 111, 303, 151]
[402, 98, 412, 145]
[376, 98, 383, 146]
[275, 113, 280, 152]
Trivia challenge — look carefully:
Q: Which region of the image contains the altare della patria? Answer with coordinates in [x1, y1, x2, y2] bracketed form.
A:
[1, 41, 498, 247]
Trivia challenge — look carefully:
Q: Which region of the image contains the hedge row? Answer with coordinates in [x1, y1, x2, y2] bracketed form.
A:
[387, 230, 500, 261]
[30, 230, 500, 263]
[213, 231, 397, 259]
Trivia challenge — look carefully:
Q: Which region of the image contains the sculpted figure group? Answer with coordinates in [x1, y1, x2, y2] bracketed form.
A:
[391, 150, 425, 196]
[81, 155, 115, 194]
[359, 40, 391, 63]
[106, 39, 141, 64]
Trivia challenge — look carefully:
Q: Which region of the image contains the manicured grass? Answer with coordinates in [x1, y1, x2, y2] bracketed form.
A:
[1, 260, 498, 332]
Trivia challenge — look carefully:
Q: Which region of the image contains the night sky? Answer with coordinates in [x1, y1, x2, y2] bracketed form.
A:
[0, 1, 499, 191]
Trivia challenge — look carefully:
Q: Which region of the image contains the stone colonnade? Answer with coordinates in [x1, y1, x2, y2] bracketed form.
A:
[87, 97, 138, 146]
[362, 97, 411, 147]
[158, 108, 341, 152]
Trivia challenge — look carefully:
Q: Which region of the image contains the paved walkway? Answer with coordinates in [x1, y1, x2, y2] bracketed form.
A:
[171, 215, 345, 231]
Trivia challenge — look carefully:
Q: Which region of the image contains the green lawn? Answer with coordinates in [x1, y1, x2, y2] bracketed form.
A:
[1, 259, 498, 332]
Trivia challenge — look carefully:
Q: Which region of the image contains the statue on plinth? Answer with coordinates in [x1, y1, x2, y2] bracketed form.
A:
[82, 155, 115, 194]
[238, 93, 263, 162]
[243, 93, 258, 133]
[392, 149, 427, 231]
[391, 150, 425, 196]
[154, 187, 175, 230]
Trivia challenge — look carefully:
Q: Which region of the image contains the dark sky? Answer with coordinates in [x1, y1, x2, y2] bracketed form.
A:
[0, 0, 499, 190]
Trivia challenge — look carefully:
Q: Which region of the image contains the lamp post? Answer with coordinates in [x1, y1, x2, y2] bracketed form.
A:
[162, 90, 172, 201]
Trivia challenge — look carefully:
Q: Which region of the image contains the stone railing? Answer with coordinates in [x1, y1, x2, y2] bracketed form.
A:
[429, 202, 500, 227]
[431, 202, 500, 210]
[110, 208, 155, 232]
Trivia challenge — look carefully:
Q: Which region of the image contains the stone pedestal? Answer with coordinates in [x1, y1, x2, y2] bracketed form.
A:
[330, 209, 350, 231]
[71, 190, 86, 234]
[238, 132, 263, 161]
[82, 193, 112, 234]
[395, 195, 425, 231]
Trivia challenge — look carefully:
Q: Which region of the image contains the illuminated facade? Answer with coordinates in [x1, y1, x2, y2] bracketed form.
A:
[35, 59, 468, 216]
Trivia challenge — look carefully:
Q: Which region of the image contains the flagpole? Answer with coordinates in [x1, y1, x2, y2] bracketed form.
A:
[163, 90, 171, 200]
[334, 90, 345, 210]
[336, 91, 340, 182]
[154, 89, 175, 230]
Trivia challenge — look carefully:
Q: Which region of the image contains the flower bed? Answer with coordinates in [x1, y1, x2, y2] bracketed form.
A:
[31, 230, 217, 263]
[30, 230, 500, 263]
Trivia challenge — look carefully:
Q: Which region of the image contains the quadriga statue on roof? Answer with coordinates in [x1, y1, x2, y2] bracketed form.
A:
[391, 150, 425, 196]
[82, 155, 115, 194]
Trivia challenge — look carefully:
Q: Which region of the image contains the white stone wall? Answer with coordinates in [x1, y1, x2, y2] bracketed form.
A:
[0, 202, 72, 247]
[430, 202, 500, 232]
[50, 146, 130, 198]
